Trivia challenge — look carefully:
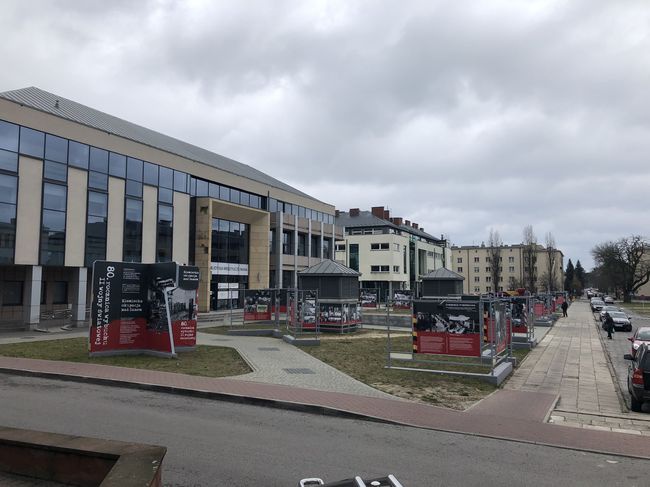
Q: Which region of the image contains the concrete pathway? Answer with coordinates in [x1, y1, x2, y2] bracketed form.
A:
[505, 299, 650, 435]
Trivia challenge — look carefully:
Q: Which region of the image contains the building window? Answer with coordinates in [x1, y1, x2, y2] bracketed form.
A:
[485, 267, 491, 272]
[157, 204, 173, 262]
[2, 281, 22, 305]
[109, 152, 126, 178]
[282, 230, 293, 255]
[474, 276, 480, 282]
[371, 265, 389, 272]
[123, 198, 143, 262]
[394, 243, 400, 251]
[41, 182, 66, 265]
[403, 245, 407, 273]
[486, 276, 492, 282]
[370, 243, 389, 250]
[509, 266, 515, 272]
[335, 243, 345, 252]
[457, 266, 463, 273]
[486, 257, 491, 262]
[474, 257, 479, 262]
[45, 134, 68, 163]
[498, 286, 504, 292]
[474, 286, 480, 293]
[0, 174, 17, 264]
[457, 257, 462, 263]
[474, 266, 479, 273]
[68, 141, 89, 170]
[486, 286, 492, 292]
[393, 265, 400, 273]
[19, 127, 45, 158]
[297, 233, 307, 256]
[349, 243, 359, 271]
[310, 235, 320, 258]
[85, 191, 108, 267]
[323, 237, 332, 259]
[509, 256, 515, 263]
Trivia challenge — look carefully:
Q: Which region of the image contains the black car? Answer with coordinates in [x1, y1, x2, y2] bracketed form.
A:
[625, 343, 650, 412]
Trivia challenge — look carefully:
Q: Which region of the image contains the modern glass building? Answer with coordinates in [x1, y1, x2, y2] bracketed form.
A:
[0, 87, 340, 329]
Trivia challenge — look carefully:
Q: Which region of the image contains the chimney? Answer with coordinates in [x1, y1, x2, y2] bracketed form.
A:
[383, 210, 390, 220]
[350, 208, 360, 216]
[412, 223, 419, 229]
[335, 210, 340, 217]
[371, 206, 385, 218]
[420, 227, 425, 232]
[393, 217, 403, 226]
[405, 220, 411, 226]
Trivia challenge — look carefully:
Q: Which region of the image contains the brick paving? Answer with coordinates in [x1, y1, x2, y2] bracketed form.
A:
[505, 299, 650, 435]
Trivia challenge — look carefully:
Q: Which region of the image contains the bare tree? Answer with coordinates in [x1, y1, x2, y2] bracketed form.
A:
[592, 235, 650, 302]
[544, 232, 559, 292]
[488, 228, 502, 294]
[522, 225, 537, 293]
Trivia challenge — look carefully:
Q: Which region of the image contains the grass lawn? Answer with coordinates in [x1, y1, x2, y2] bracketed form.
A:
[301, 331, 505, 410]
[0, 337, 251, 378]
[620, 302, 650, 318]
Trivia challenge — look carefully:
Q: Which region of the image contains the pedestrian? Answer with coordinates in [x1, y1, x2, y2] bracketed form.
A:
[604, 312, 614, 339]
[561, 300, 568, 318]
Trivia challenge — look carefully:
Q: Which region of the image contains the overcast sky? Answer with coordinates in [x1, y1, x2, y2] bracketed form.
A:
[2, 0, 649, 270]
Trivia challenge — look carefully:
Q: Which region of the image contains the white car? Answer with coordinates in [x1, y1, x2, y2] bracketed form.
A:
[604, 296, 615, 304]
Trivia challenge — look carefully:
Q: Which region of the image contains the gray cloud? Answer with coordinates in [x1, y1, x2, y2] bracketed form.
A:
[2, 0, 649, 268]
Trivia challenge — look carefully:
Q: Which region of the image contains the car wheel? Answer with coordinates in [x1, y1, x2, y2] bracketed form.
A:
[630, 395, 643, 412]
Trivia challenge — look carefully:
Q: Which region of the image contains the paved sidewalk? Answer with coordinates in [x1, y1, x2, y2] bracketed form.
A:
[505, 300, 650, 435]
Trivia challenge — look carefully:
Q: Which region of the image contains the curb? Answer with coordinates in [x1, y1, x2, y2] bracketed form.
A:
[2, 365, 650, 461]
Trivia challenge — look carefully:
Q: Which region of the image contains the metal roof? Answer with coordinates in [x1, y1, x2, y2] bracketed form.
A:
[298, 259, 361, 276]
[336, 210, 443, 243]
[422, 268, 465, 281]
[0, 86, 322, 203]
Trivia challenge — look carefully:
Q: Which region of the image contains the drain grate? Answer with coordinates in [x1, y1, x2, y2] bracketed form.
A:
[258, 347, 281, 351]
[283, 368, 316, 374]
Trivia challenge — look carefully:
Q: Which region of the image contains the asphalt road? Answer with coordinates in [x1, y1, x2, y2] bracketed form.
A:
[1, 374, 648, 487]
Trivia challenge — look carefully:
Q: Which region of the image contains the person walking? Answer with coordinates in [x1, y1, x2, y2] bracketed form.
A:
[561, 300, 568, 317]
[604, 312, 614, 339]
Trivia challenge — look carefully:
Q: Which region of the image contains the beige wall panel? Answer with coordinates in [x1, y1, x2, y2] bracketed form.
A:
[142, 185, 158, 263]
[15, 156, 43, 264]
[0, 99, 335, 214]
[106, 177, 125, 261]
[194, 198, 213, 312]
[172, 192, 190, 264]
[64, 168, 88, 266]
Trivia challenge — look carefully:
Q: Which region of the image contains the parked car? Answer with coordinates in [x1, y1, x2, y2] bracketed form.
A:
[601, 311, 632, 332]
[628, 327, 650, 358]
[624, 343, 650, 412]
[599, 305, 629, 321]
[604, 296, 615, 304]
[590, 299, 605, 312]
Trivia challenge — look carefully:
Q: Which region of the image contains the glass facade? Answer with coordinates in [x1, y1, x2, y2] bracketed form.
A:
[85, 191, 107, 267]
[123, 198, 143, 262]
[349, 243, 359, 271]
[0, 117, 336, 278]
[210, 218, 249, 310]
[157, 203, 173, 262]
[41, 182, 66, 265]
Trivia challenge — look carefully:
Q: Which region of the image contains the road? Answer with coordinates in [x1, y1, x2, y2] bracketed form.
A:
[1, 374, 648, 486]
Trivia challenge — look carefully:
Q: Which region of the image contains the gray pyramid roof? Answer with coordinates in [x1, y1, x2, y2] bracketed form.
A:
[0, 86, 323, 203]
[422, 268, 465, 281]
[298, 259, 361, 276]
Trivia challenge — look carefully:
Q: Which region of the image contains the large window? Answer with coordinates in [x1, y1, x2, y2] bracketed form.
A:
[349, 243, 359, 271]
[2, 281, 23, 306]
[157, 204, 173, 262]
[310, 235, 320, 258]
[0, 174, 17, 263]
[85, 191, 107, 267]
[282, 230, 293, 255]
[323, 237, 332, 259]
[123, 198, 143, 262]
[210, 218, 250, 311]
[297, 233, 307, 257]
[41, 182, 67, 265]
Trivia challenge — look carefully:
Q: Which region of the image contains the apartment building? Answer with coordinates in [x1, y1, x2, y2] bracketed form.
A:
[451, 243, 564, 294]
[0, 87, 339, 328]
[335, 207, 450, 298]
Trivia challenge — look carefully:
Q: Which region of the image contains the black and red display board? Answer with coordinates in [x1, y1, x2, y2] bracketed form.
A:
[89, 261, 200, 358]
[244, 290, 272, 321]
[412, 299, 482, 357]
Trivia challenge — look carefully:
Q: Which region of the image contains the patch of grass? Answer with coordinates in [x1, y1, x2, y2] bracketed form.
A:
[621, 303, 650, 318]
[301, 334, 496, 409]
[0, 337, 251, 378]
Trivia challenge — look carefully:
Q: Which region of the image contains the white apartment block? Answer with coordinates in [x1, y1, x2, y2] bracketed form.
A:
[335, 207, 450, 298]
[451, 243, 564, 295]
